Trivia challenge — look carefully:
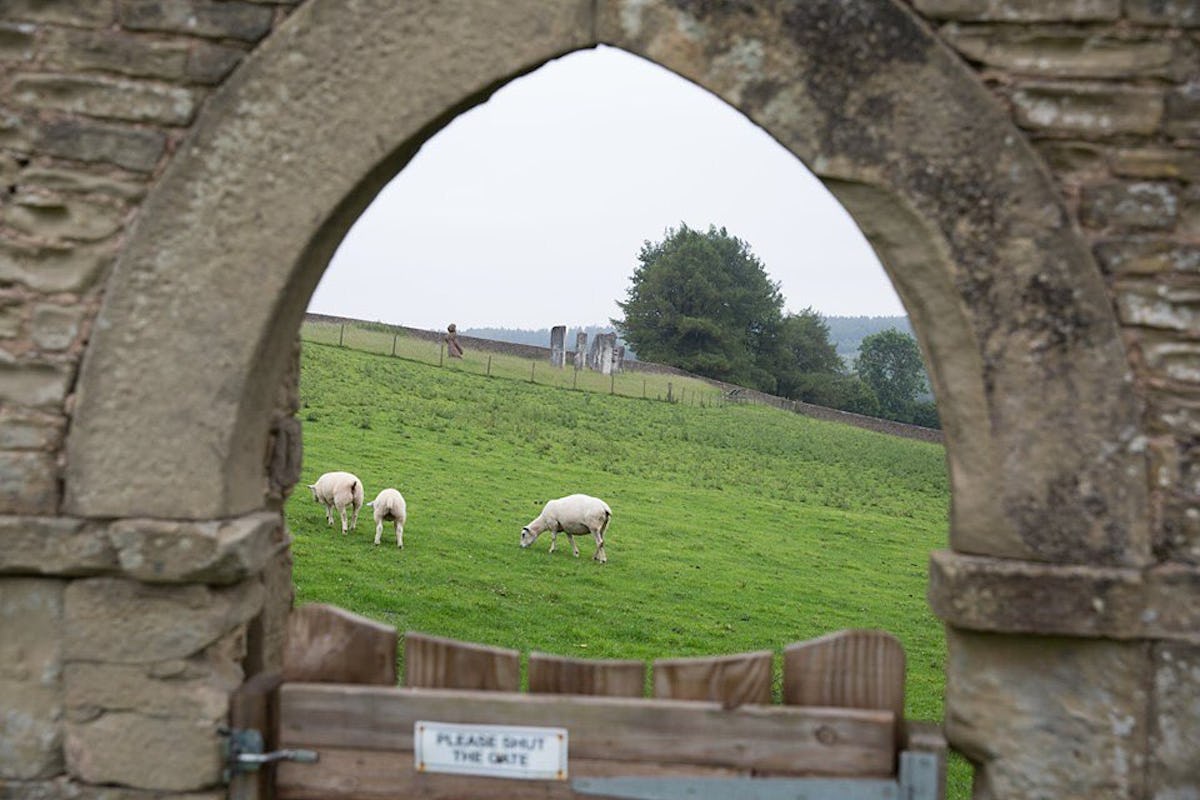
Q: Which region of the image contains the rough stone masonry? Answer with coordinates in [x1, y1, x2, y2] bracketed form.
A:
[0, 1, 1196, 798]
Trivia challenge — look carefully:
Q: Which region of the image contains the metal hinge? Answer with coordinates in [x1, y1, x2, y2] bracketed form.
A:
[220, 726, 319, 782]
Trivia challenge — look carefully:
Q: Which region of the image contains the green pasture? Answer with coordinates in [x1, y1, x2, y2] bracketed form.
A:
[286, 340, 970, 796]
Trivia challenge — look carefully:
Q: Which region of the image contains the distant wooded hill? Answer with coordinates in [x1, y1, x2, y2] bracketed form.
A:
[463, 316, 913, 366]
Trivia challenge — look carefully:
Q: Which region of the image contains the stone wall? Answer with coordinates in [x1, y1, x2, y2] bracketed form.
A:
[0, 1, 1195, 798]
[0, 2, 300, 794]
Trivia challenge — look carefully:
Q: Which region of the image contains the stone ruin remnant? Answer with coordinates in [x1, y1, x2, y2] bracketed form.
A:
[597, 333, 616, 376]
[550, 325, 566, 368]
[574, 332, 587, 370]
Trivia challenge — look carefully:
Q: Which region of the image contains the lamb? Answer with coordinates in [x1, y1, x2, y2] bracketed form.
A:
[367, 488, 407, 548]
[520, 494, 611, 563]
[306, 471, 364, 535]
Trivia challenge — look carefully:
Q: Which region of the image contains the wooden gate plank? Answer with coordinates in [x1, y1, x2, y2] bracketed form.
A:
[278, 684, 894, 776]
[404, 632, 520, 691]
[782, 630, 905, 720]
[529, 652, 646, 697]
[277, 749, 746, 800]
[652, 650, 773, 708]
[283, 603, 398, 685]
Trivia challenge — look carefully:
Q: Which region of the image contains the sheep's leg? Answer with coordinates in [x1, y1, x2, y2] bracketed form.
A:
[339, 506, 349, 535]
[396, 522, 404, 549]
[548, 530, 557, 554]
[568, 534, 580, 558]
[592, 530, 607, 563]
[325, 504, 334, 526]
[374, 519, 383, 546]
[350, 505, 360, 530]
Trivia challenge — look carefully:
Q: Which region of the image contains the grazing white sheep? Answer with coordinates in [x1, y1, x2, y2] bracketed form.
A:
[306, 471, 363, 535]
[520, 494, 611, 563]
[367, 488, 407, 548]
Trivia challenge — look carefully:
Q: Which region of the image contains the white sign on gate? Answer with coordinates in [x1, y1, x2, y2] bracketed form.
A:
[414, 721, 568, 780]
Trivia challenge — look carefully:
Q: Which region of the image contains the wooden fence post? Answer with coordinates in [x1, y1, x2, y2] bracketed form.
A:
[438, 343, 444, 367]
[530, 363, 536, 383]
[338, 324, 344, 347]
[667, 382, 673, 403]
[610, 372, 615, 395]
[486, 355, 492, 376]
[391, 333, 397, 356]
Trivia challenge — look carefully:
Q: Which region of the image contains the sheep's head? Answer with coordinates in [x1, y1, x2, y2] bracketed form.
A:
[307, 484, 318, 501]
[519, 526, 538, 548]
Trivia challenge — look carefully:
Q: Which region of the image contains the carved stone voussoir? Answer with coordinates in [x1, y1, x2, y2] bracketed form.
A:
[929, 549, 1200, 642]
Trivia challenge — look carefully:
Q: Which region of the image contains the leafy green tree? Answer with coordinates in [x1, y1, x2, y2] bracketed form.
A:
[772, 308, 844, 401]
[614, 224, 784, 391]
[854, 329, 928, 419]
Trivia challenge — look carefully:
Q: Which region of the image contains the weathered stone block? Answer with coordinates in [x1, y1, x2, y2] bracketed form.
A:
[20, 167, 147, 201]
[0, 361, 73, 407]
[1116, 280, 1200, 332]
[0, 23, 35, 61]
[0, 778, 217, 799]
[1033, 139, 1108, 175]
[1080, 182, 1178, 230]
[1147, 387, 1200, 436]
[913, 0, 1119, 21]
[1141, 336, 1200, 384]
[1151, 643, 1200, 797]
[1, 193, 126, 244]
[1166, 83, 1200, 139]
[1127, 0, 1200, 26]
[1094, 238, 1200, 275]
[1012, 82, 1164, 136]
[928, 550, 1146, 637]
[0, 516, 115, 577]
[118, 0, 274, 42]
[31, 304, 83, 352]
[1111, 147, 1200, 182]
[0, 410, 64, 451]
[2, 1, 113, 25]
[1158, 499, 1200, 562]
[946, 629, 1149, 799]
[12, 74, 198, 127]
[0, 451, 59, 515]
[106, 512, 281, 584]
[0, 241, 113, 293]
[187, 42, 247, 84]
[64, 577, 264, 663]
[0, 302, 23, 339]
[38, 118, 165, 173]
[941, 24, 1176, 78]
[65, 712, 222, 791]
[64, 660, 234, 723]
[0, 107, 31, 152]
[0, 578, 64, 780]
[40, 28, 190, 81]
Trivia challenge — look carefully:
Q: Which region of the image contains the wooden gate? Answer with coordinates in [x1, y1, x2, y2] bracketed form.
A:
[228, 605, 946, 800]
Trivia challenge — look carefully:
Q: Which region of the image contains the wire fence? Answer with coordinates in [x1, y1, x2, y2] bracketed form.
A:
[301, 320, 732, 408]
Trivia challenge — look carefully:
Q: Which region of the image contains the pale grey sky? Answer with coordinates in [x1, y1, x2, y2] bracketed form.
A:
[308, 45, 904, 330]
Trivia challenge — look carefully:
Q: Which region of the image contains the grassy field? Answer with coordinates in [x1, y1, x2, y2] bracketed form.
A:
[286, 341, 970, 795]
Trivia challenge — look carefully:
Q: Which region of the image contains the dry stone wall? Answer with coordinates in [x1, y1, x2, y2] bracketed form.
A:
[0, 1, 1195, 798]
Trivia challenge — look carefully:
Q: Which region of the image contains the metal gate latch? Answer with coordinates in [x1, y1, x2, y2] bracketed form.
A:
[221, 727, 319, 781]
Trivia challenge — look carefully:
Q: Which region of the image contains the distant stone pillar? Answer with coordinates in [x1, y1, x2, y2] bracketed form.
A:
[550, 325, 566, 368]
[587, 335, 601, 371]
[598, 333, 616, 376]
[574, 332, 587, 370]
[613, 345, 625, 373]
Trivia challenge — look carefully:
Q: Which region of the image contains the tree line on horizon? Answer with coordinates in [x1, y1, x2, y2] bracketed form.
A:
[611, 224, 938, 429]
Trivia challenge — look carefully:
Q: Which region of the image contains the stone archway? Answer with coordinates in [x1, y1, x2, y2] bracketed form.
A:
[61, 1, 1150, 796]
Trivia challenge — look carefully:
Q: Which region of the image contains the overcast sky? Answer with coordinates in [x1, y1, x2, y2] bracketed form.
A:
[308, 45, 904, 331]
